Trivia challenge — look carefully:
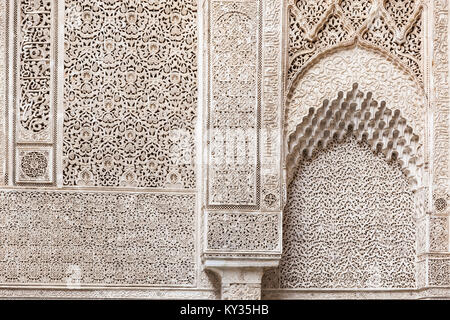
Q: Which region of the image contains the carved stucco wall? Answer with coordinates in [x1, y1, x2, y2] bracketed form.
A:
[201, 0, 284, 300]
[0, 191, 196, 286]
[203, 0, 283, 262]
[427, 0, 450, 290]
[207, 0, 260, 207]
[205, 0, 284, 211]
[286, 84, 424, 190]
[260, 0, 283, 211]
[12, 0, 58, 185]
[263, 81, 425, 296]
[432, 0, 449, 208]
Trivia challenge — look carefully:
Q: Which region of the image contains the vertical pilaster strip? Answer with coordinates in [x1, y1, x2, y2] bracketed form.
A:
[207, 0, 260, 207]
[207, 266, 267, 300]
[432, 0, 449, 214]
[13, 0, 56, 184]
[0, 0, 6, 185]
[56, 0, 64, 187]
[260, 0, 283, 211]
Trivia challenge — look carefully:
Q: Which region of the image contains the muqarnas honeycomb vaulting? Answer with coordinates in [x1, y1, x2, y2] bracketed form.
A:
[0, 0, 448, 300]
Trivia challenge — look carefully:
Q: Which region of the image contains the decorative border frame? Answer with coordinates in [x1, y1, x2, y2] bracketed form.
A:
[0, 189, 200, 289]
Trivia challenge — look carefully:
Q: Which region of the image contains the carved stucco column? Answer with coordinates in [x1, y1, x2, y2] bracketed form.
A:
[204, 259, 279, 300]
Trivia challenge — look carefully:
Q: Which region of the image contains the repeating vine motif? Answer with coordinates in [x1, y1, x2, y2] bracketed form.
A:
[429, 216, 449, 252]
[340, 0, 373, 31]
[293, 0, 331, 34]
[208, 0, 259, 206]
[18, 0, 53, 143]
[288, 0, 424, 84]
[384, 0, 417, 32]
[21, 152, 48, 178]
[63, 0, 197, 188]
[260, 0, 283, 210]
[277, 137, 417, 289]
[206, 212, 280, 251]
[0, 191, 196, 286]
